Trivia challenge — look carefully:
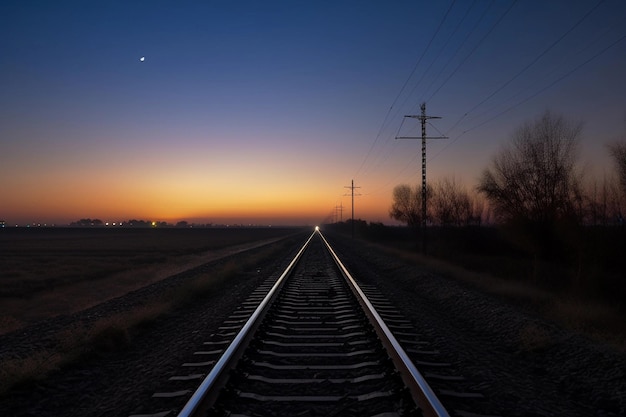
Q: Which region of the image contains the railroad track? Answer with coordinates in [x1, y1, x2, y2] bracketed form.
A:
[132, 230, 483, 417]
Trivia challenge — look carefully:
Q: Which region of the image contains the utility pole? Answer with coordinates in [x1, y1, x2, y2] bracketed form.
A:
[344, 179, 361, 238]
[396, 103, 447, 250]
[335, 202, 344, 223]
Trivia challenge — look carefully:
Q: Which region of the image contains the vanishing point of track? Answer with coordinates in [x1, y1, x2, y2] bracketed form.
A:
[133, 229, 452, 417]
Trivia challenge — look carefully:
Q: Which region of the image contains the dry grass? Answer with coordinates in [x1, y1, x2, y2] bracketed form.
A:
[0, 351, 64, 394]
[0, 303, 172, 395]
[0, 316, 22, 334]
[0, 228, 298, 333]
[518, 323, 554, 353]
[0, 232, 298, 396]
[549, 297, 626, 348]
[365, 240, 626, 352]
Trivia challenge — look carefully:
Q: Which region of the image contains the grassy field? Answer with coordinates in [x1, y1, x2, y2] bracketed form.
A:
[0, 227, 307, 395]
[0, 227, 304, 333]
[329, 223, 626, 351]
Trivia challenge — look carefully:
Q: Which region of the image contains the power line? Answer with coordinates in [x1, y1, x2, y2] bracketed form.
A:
[425, 0, 518, 104]
[452, 2, 622, 135]
[395, 0, 459, 116]
[359, 117, 415, 180]
[428, 29, 626, 165]
[353, 0, 624, 210]
[353, 0, 458, 180]
[429, 0, 609, 164]
[355, 3, 465, 185]
[457, 0, 605, 124]
[420, 0, 487, 104]
[362, 149, 423, 197]
[462, 31, 626, 134]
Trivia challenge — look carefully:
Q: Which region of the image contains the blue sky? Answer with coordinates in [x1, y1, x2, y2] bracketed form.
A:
[1, 0, 625, 225]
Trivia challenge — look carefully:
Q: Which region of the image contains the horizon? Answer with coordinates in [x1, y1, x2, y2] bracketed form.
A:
[2, 1, 625, 227]
[0, 216, 371, 228]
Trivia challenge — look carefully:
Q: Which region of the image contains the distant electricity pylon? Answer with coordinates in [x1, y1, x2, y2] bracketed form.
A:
[396, 103, 447, 248]
[335, 202, 344, 223]
[344, 179, 361, 238]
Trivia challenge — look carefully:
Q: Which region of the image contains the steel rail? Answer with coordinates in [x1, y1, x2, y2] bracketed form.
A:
[318, 230, 450, 417]
[176, 231, 316, 417]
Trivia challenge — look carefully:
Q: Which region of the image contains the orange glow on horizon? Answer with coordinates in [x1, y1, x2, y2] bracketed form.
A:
[2, 178, 395, 226]
[2, 130, 398, 226]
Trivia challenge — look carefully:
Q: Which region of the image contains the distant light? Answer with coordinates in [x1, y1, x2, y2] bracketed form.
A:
[315, 226, 320, 231]
[140, 56, 145, 62]
[151, 221, 157, 227]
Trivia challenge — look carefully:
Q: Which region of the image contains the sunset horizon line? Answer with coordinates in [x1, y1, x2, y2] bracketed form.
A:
[0, 215, 370, 228]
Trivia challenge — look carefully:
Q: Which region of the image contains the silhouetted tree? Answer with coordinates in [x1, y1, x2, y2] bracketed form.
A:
[609, 142, 626, 199]
[70, 218, 103, 226]
[432, 177, 472, 226]
[477, 111, 584, 257]
[128, 219, 150, 227]
[470, 192, 489, 225]
[582, 175, 623, 226]
[477, 111, 583, 225]
[389, 184, 432, 227]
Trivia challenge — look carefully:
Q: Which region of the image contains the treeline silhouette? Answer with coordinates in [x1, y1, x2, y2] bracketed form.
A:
[69, 219, 211, 228]
[331, 112, 626, 310]
[327, 216, 624, 310]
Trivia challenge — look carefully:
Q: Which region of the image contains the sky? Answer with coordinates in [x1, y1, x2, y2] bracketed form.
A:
[1, 0, 625, 226]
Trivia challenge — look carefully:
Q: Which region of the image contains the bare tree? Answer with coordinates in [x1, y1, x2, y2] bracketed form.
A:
[608, 142, 626, 199]
[389, 184, 432, 227]
[581, 173, 624, 226]
[432, 177, 472, 226]
[470, 192, 489, 225]
[477, 111, 583, 226]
